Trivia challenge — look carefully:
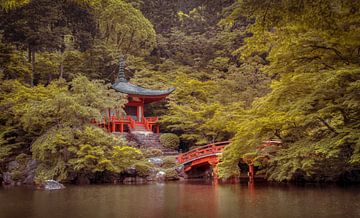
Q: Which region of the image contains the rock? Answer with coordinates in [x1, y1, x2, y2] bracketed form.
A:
[42, 180, 65, 190]
[2, 172, 14, 186]
[2, 158, 38, 186]
[175, 165, 184, 172]
[164, 168, 179, 181]
[145, 168, 159, 181]
[123, 176, 148, 184]
[76, 175, 90, 185]
[148, 157, 164, 167]
[125, 166, 137, 176]
[123, 177, 136, 184]
[23, 174, 35, 185]
[156, 171, 166, 181]
[25, 159, 37, 172]
[22, 159, 37, 185]
[135, 176, 146, 183]
[8, 161, 19, 171]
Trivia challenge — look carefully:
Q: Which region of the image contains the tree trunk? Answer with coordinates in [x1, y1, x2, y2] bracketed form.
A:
[30, 49, 35, 87]
[59, 50, 64, 79]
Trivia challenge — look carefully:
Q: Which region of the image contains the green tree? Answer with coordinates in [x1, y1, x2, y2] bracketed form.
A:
[218, 0, 360, 182]
[0, 75, 139, 182]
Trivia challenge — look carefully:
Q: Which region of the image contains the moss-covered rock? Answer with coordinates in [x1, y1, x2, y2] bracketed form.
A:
[162, 156, 177, 169]
[134, 161, 154, 177]
[142, 148, 163, 158]
[164, 168, 179, 180]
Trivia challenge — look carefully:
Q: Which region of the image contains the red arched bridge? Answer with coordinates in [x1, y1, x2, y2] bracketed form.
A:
[176, 141, 230, 178]
[176, 140, 281, 181]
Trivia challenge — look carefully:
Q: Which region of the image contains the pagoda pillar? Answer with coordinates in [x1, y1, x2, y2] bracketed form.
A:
[156, 125, 160, 133]
[112, 122, 115, 132]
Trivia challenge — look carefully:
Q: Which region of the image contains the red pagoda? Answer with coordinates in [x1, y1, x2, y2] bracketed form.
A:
[96, 56, 175, 134]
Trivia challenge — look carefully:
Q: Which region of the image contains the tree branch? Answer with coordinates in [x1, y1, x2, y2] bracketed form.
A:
[317, 117, 338, 134]
[310, 45, 349, 65]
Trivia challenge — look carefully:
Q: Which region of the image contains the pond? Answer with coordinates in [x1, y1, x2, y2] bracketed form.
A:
[1, 181, 359, 218]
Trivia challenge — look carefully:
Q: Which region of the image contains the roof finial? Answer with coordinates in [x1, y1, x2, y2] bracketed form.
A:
[118, 55, 127, 82]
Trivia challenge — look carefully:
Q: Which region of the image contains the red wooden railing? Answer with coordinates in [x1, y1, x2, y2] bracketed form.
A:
[142, 117, 150, 131]
[91, 115, 159, 133]
[177, 141, 230, 164]
[146, 117, 158, 123]
[128, 116, 136, 129]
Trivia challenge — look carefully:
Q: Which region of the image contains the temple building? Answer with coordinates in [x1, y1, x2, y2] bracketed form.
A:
[96, 56, 175, 134]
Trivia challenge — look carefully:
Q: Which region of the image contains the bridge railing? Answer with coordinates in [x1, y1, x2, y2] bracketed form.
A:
[177, 141, 230, 164]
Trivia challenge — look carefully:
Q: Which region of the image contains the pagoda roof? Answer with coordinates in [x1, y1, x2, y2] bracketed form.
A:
[111, 55, 175, 97]
[112, 81, 175, 97]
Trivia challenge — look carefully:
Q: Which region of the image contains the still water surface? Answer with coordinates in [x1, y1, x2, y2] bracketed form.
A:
[0, 181, 359, 218]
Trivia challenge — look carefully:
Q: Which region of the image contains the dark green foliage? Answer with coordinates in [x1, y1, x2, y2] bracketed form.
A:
[0, 75, 141, 182]
[218, 0, 360, 182]
[160, 133, 180, 149]
[133, 161, 153, 177]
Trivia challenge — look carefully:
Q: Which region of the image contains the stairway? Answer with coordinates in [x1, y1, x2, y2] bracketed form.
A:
[129, 123, 150, 133]
[122, 131, 178, 155]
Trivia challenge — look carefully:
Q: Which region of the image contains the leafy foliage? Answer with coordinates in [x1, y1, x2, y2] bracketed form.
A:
[0, 75, 140, 182]
[159, 133, 180, 149]
[218, 0, 360, 182]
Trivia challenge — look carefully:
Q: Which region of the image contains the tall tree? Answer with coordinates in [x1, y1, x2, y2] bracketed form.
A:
[0, 0, 97, 85]
[218, 0, 360, 182]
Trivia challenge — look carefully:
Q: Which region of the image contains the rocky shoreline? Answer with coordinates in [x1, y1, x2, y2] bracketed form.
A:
[1, 154, 181, 189]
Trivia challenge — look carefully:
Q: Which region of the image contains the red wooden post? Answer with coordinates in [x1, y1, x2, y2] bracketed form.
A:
[209, 159, 219, 183]
[248, 164, 254, 183]
[156, 125, 160, 133]
[120, 123, 124, 133]
[112, 122, 115, 132]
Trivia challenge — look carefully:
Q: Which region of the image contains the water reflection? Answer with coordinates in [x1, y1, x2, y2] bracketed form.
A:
[1, 182, 360, 218]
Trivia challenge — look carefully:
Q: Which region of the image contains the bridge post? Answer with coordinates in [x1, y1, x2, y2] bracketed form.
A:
[209, 160, 219, 182]
[248, 164, 254, 183]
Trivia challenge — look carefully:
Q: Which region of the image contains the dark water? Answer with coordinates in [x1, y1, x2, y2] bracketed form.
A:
[0, 181, 359, 218]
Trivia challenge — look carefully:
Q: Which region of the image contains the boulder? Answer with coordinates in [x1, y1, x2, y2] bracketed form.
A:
[156, 171, 166, 181]
[8, 161, 19, 171]
[42, 180, 65, 190]
[2, 172, 14, 186]
[123, 176, 147, 184]
[123, 177, 136, 184]
[22, 159, 37, 185]
[135, 176, 146, 183]
[148, 157, 164, 167]
[76, 175, 90, 185]
[23, 174, 35, 185]
[2, 158, 37, 186]
[125, 166, 137, 176]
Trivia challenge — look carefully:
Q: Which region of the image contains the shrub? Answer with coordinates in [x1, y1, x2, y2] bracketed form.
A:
[160, 133, 180, 149]
[142, 148, 163, 158]
[162, 156, 177, 169]
[164, 168, 179, 180]
[134, 161, 153, 177]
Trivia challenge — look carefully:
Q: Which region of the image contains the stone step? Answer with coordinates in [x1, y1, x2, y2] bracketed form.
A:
[114, 132, 178, 155]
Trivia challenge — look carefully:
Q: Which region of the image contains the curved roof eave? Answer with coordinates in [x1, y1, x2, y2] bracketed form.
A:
[112, 82, 175, 96]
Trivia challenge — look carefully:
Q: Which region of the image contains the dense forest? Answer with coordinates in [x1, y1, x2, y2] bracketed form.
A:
[0, 0, 359, 184]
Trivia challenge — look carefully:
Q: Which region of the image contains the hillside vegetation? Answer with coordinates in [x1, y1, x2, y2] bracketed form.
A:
[0, 0, 359, 183]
